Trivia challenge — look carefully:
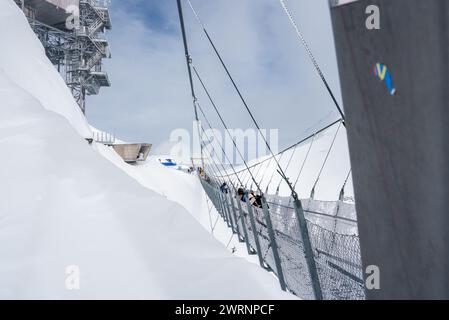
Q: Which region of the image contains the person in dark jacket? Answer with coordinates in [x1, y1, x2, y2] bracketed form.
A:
[248, 191, 262, 208]
[220, 182, 229, 194]
[237, 188, 248, 202]
[255, 194, 263, 208]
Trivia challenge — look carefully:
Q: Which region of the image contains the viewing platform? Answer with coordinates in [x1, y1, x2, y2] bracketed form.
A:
[112, 144, 152, 163]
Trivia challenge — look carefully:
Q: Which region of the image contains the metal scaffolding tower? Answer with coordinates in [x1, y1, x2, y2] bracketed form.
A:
[15, 0, 112, 113]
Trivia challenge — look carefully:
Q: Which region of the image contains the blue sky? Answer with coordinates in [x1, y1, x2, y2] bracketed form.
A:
[87, 0, 343, 158]
[109, 0, 178, 34]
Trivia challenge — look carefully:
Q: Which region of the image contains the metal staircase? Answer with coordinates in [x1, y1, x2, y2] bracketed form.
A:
[15, 0, 112, 113]
[65, 0, 111, 112]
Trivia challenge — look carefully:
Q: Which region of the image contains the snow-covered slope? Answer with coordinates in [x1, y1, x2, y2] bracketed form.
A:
[0, 0, 292, 299]
[96, 148, 259, 262]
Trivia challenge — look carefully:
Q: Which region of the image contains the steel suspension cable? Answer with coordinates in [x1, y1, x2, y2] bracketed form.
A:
[253, 161, 265, 182]
[187, 0, 291, 193]
[199, 126, 235, 187]
[199, 141, 244, 249]
[242, 170, 251, 187]
[197, 123, 229, 184]
[191, 65, 263, 193]
[278, 0, 346, 125]
[202, 153, 222, 183]
[310, 121, 343, 196]
[257, 156, 275, 187]
[216, 119, 341, 179]
[197, 102, 245, 187]
[275, 143, 299, 194]
[342, 168, 352, 190]
[242, 171, 251, 188]
[202, 146, 223, 180]
[339, 168, 352, 200]
[200, 104, 264, 255]
[264, 152, 285, 193]
[201, 135, 230, 184]
[176, 0, 205, 168]
[242, 169, 251, 188]
[293, 133, 316, 190]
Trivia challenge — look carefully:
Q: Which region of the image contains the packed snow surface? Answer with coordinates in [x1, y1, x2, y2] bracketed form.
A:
[0, 0, 293, 299]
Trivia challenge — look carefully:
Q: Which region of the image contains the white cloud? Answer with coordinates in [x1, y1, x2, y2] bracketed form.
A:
[87, 0, 343, 159]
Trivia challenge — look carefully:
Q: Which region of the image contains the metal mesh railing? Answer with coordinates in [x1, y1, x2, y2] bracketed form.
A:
[200, 180, 365, 300]
[307, 221, 364, 299]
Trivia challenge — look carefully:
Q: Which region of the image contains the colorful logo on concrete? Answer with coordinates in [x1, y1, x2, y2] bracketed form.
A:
[373, 63, 397, 95]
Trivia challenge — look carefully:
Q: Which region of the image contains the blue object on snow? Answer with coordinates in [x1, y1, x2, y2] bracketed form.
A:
[160, 159, 177, 167]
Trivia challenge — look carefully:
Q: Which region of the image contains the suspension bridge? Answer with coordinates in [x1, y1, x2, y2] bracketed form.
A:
[176, 0, 363, 300]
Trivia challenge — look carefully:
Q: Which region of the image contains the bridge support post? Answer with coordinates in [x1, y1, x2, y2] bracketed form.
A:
[292, 194, 323, 300]
[222, 192, 235, 231]
[246, 198, 266, 269]
[217, 190, 231, 227]
[235, 196, 254, 254]
[228, 192, 243, 242]
[213, 188, 224, 219]
[261, 196, 287, 291]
